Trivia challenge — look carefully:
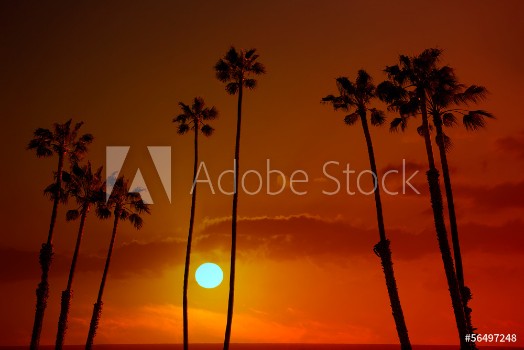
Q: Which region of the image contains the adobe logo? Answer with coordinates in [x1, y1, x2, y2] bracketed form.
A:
[106, 146, 171, 204]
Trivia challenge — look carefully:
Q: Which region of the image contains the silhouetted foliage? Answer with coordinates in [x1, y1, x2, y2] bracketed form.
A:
[378, 49, 474, 349]
[173, 97, 218, 350]
[86, 177, 150, 350]
[322, 70, 411, 350]
[214, 46, 265, 350]
[55, 162, 104, 350]
[27, 119, 93, 350]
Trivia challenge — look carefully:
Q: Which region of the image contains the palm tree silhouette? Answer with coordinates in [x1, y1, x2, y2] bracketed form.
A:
[173, 97, 218, 350]
[322, 70, 411, 350]
[55, 162, 105, 350]
[377, 48, 472, 349]
[425, 65, 494, 334]
[85, 176, 150, 350]
[214, 47, 265, 350]
[27, 119, 93, 350]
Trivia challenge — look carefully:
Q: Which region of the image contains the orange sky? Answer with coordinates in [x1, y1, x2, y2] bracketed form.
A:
[1, 0, 523, 346]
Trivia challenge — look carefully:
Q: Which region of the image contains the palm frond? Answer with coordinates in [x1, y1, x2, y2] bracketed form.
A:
[128, 213, 143, 230]
[463, 110, 495, 131]
[376, 81, 406, 103]
[356, 70, 373, 93]
[28, 128, 53, 157]
[336, 77, 356, 97]
[454, 85, 488, 105]
[214, 59, 231, 82]
[442, 112, 457, 127]
[244, 79, 257, 90]
[203, 106, 218, 120]
[390, 117, 408, 133]
[66, 209, 80, 221]
[250, 61, 266, 75]
[173, 114, 188, 124]
[225, 82, 239, 95]
[344, 113, 359, 126]
[370, 108, 386, 126]
[192, 97, 205, 113]
[177, 123, 190, 135]
[225, 47, 240, 64]
[201, 124, 214, 136]
[43, 182, 59, 199]
[96, 205, 112, 219]
[417, 124, 433, 137]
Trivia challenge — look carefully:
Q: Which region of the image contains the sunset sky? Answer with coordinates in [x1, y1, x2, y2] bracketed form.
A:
[1, 0, 523, 346]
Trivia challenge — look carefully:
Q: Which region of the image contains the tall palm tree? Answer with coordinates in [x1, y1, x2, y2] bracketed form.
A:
[55, 162, 105, 350]
[377, 48, 472, 349]
[27, 119, 93, 350]
[425, 65, 494, 333]
[173, 97, 218, 350]
[214, 47, 265, 350]
[85, 176, 150, 350]
[322, 70, 411, 350]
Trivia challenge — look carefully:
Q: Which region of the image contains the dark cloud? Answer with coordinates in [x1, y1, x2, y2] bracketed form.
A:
[3, 215, 522, 283]
[455, 180, 524, 211]
[0, 240, 186, 283]
[496, 131, 524, 159]
[194, 214, 524, 261]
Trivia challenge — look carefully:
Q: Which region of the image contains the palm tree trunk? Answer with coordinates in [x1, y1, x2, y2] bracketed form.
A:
[420, 99, 470, 349]
[360, 113, 411, 350]
[224, 83, 243, 350]
[86, 214, 119, 350]
[183, 125, 199, 350]
[434, 120, 475, 335]
[31, 152, 65, 350]
[55, 206, 89, 350]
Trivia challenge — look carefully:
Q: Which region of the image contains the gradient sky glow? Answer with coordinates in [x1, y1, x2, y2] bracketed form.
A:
[1, 0, 523, 346]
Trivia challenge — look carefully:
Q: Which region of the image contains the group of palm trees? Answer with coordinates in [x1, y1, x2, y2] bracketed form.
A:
[322, 48, 493, 350]
[174, 47, 266, 350]
[27, 46, 492, 350]
[28, 121, 150, 350]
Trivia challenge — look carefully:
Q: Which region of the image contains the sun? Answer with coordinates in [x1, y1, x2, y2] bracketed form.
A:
[195, 263, 224, 289]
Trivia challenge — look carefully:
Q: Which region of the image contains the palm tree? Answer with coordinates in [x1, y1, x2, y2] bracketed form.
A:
[173, 97, 218, 350]
[425, 65, 494, 333]
[27, 119, 93, 350]
[85, 176, 150, 350]
[377, 48, 472, 349]
[214, 47, 265, 350]
[55, 162, 105, 350]
[322, 70, 411, 350]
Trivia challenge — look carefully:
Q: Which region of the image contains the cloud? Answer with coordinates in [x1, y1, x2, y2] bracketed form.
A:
[455, 180, 524, 211]
[194, 214, 524, 261]
[496, 131, 524, 159]
[3, 215, 522, 283]
[0, 239, 187, 283]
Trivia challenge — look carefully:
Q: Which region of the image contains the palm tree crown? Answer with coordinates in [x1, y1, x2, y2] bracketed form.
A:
[173, 97, 218, 136]
[322, 70, 386, 127]
[214, 47, 266, 94]
[65, 162, 105, 221]
[28, 119, 94, 163]
[97, 176, 151, 226]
